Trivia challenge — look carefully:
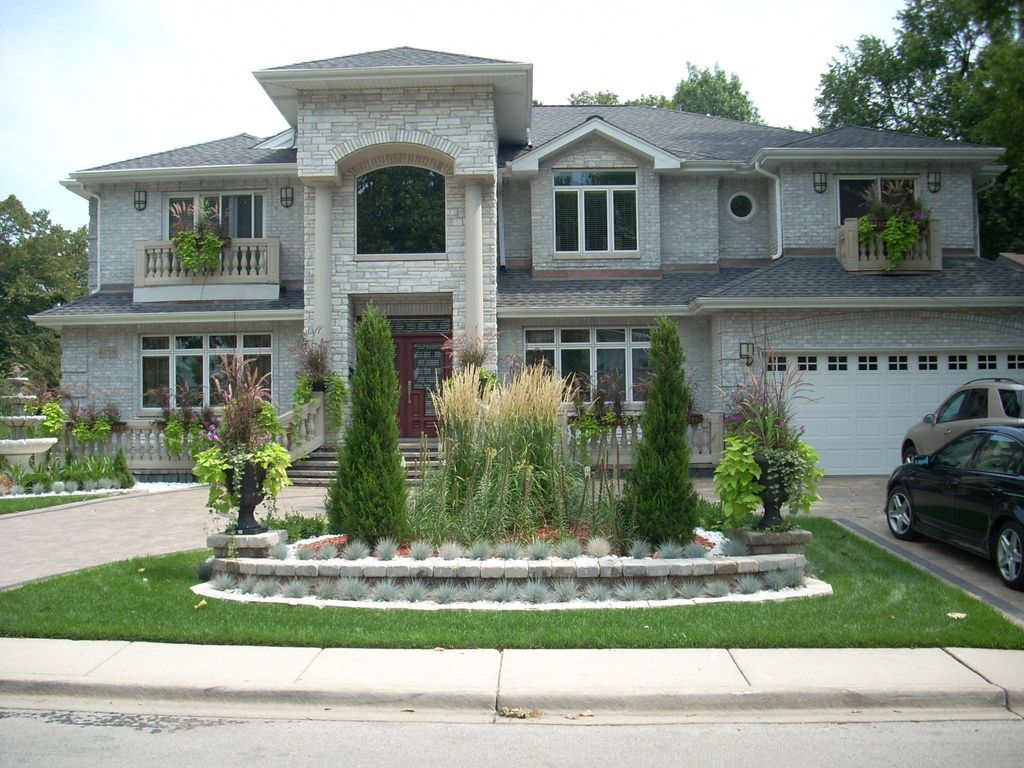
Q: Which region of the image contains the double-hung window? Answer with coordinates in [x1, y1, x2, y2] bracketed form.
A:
[837, 176, 916, 224]
[141, 333, 272, 410]
[524, 327, 651, 401]
[167, 193, 265, 238]
[553, 171, 638, 253]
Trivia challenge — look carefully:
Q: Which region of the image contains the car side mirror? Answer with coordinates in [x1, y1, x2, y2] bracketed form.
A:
[923, 414, 935, 424]
[913, 454, 930, 466]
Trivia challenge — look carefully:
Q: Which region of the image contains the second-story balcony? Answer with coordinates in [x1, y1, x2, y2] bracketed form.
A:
[836, 218, 942, 274]
[133, 236, 280, 302]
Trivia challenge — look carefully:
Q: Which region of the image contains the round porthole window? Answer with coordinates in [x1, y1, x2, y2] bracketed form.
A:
[729, 193, 756, 221]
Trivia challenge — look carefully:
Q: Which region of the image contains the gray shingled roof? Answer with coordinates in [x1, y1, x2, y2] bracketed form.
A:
[497, 268, 756, 309]
[506, 106, 808, 164]
[779, 126, 989, 150]
[497, 257, 1024, 311]
[81, 135, 296, 172]
[268, 47, 517, 71]
[34, 289, 304, 318]
[706, 256, 1024, 299]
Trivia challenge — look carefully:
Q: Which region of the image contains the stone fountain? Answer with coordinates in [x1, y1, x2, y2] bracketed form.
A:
[0, 368, 58, 470]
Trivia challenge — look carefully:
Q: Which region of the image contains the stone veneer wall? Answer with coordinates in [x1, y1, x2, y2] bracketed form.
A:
[778, 162, 977, 251]
[717, 177, 772, 260]
[529, 136, 660, 272]
[659, 176, 718, 265]
[89, 176, 305, 287]
[500, 176, 532, 268]
[59, 320, 303, 418]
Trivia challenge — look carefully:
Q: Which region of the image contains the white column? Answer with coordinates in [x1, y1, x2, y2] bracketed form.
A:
[313, 184, 332, 341]
[464, 181, 484, 339]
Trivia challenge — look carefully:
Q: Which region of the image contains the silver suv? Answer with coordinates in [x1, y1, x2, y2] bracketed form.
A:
[902, 378, 1024, 462]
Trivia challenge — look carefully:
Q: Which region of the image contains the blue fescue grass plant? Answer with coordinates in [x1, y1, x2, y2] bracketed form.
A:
[613, 580, 647, 602]
[338, 578, 368, 602]
[722, 539, 750, 557]
[316, 543, 339, 560]
[315, 579, 343, 600]
[705, 579, 733, 598]
[401, 579, 429, 603]
[409, 540, 434, 560]
[585, 536, 612, 558]
[433, 581, 461, 604]
[676, 581, 703, 599]
[371, 578, 400, 602]
[551, 579, 579, 603]
[269, 543, 289, 560]
[645, 580, 675, 601]
[489, 579, 519, 603]
[254, 579, 280, 597]
[343, 540, 371, 560]
[282, 580, 310, 599]
[682, 542, 710, 559]
[237, 575, 258, 594]
[374, 536, 399, 560]
[555, 538, 583, 559]
[438, 540, 464, 560]
[296, 546, 316, 560]
[460, 583, 488, 603]
[628, 539, 652, 559]
[521, 579, 550, 604]
[736, 574, 764, 594]
[211, 573, 236, 592]
[656, 541, 687, 560]
[468, 539, 493, 560]
[582, 582, 611, 602]
[525, 539, 551, 560]
[496, 541, 524, 560]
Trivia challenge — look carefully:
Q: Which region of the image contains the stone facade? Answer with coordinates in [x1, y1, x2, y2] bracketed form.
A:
[717, 177, 772, 260]
[660, 176, 718, 266]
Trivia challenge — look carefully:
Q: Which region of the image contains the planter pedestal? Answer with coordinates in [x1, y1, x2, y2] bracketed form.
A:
[225, 463, 267, 535]
[734, 528, 813, 555]
[207, 529, 286, 558]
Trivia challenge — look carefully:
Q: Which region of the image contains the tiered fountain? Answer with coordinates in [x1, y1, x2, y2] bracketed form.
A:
[0, 367, 58, 470]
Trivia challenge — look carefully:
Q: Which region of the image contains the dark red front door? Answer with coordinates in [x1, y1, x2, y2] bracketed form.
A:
[395, 335, 450, 437]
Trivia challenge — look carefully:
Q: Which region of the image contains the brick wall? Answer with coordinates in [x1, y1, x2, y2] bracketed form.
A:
[779, 162, 977, 251]
[718, 177, 772, 259]
[660, 176, 718, 265]
[60, 320, 303, 418]
[91, 176, 305, 287]
[500, 176, 532, 267]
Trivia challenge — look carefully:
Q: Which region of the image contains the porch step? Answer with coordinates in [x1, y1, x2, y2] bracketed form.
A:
[286, 440, 440, 487]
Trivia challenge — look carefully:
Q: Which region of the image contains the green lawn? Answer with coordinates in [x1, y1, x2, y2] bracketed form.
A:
[0, 517, 1021, 649]
[0, 494, 110, 516]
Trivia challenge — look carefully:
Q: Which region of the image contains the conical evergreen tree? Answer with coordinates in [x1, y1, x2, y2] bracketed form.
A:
[326, 304, 409, 541]
[621, 316, 699, 543]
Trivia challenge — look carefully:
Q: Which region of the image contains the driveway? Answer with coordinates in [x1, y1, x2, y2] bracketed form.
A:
[2, 479, 1023, 624]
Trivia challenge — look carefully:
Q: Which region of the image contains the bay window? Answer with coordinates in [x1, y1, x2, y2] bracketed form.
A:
[141, 333, 272, 409]
[554, 171, 638, 253]
[524, 326, 651, 401]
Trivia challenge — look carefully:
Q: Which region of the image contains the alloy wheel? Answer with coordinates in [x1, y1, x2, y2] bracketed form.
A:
[997, 526, 1023, 584]
[886, 491, 913, 536]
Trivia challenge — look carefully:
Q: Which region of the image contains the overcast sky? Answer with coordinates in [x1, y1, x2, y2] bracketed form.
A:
[1, 0, 904, 230]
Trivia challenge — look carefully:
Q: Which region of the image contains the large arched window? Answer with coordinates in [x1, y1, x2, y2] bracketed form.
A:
[356, 166, 445, 255]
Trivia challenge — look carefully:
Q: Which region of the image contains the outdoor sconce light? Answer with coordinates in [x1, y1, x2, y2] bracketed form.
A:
[739, 342, 754, 366]
[927, 171, 941, 193]
[280, 186, 294, 208]
[133, 190, 147, 211]
[812, 172, 827, 194]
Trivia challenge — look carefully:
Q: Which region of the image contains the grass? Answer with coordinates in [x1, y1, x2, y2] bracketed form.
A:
[0, 494, 109, 516]
[0, 518, 1022, 649]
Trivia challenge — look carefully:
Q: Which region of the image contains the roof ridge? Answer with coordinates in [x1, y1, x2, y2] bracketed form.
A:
[267, 46, 518, 71]
[533, 104, 809, 136]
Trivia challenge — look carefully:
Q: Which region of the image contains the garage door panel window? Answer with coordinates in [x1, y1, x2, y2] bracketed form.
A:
[858, 355, 878, 371]
[827, 355, 848, 371]
[889, 355, 908, 371]
[978, 354, 997, 370]
[797, 355, 817, 371]
[948, 355, 968, 371]
[1009, 354, 1024, 370]
[918, 355, 938, 371]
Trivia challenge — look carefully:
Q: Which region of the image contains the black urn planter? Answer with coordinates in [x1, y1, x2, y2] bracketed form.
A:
[753, 453, 789, 529]
[225, 462, 267, 535]
[310, 379, 327, 393]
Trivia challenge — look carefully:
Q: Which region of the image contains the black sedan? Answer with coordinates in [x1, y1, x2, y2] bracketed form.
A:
[885, 425, 1024, 590]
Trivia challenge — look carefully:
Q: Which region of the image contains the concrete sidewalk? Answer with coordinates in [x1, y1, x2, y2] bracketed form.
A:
[1, 638, 1022, 723]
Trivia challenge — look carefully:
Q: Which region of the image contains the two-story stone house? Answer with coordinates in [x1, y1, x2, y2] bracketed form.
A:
[34, 48, 1024, 474]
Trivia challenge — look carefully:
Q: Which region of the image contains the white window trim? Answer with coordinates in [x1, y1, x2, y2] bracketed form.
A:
[727, 192, 757, 222]
[164, 191, 267, 239]
[835, 174, 919, 225]
[139, 332, 273, 412]
[524, 325, 651, 402]
[353, 166, 448, 259]
[552, 170, 639, 256]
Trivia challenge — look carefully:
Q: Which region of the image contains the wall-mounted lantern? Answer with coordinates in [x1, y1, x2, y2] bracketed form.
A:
[812, 172, 827, 194]
[133, 190, 147, 211]
[280, 186, 294, 208]
[739, 342, 754, 366]
[927, 171, 941, 193]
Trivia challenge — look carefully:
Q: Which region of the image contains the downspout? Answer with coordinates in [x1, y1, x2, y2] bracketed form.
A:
[89, 191, 102, 293]
[496, 171, 507, 269]
[753, 159, 783, 259]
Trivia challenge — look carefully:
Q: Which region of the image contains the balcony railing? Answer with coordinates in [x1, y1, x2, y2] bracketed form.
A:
[836, 218, 941, 273]
[566, 410, 724, 468]
[133, 236, 280, 300]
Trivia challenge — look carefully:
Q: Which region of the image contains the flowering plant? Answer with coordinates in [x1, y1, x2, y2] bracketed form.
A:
[192, 356, 292, 517]
[856, 180, 931, 271]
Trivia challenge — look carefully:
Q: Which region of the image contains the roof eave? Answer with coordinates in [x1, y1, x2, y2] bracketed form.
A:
[69, 162, 298, 185]
[30, 307, 303, 329]
[692, 295, 1024, 313]
[753, 146, 1005, 167]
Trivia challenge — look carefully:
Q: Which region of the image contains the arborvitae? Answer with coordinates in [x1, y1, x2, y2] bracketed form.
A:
[620, 316, 699, 543]
[326, 304, 409, 542]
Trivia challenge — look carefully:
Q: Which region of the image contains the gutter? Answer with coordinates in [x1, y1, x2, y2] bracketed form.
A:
[753, 159, 783, 259]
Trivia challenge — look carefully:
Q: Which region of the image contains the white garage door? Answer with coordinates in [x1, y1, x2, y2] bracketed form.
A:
[787, 351, 1022, 475]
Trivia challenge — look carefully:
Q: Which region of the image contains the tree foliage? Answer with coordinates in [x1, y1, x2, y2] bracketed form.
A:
[0, 195, 88, 384]
[620, 316, 700, 544]
[816, 0, 1024, 254]
[326, 304, 409, 542]
[567, 63, 761, 120]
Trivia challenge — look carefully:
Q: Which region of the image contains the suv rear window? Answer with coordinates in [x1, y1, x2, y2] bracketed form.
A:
[962, 388, 988, 419]
[999, 389, 1022, 419]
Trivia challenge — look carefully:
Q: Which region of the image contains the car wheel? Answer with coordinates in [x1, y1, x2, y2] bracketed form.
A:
[902, 443, 918, 463]
[995, 520, 1024, 591]
[886, 487, 921, 541]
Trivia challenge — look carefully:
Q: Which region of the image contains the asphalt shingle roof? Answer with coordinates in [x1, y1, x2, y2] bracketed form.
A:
[268, 47, 517, 71]
[496, 257, 1024, 311]
[779, 125, 989, 150]
[34, 289, 304, 318]
[497, 268, 757, 309]
[82, 135, 296, 172]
